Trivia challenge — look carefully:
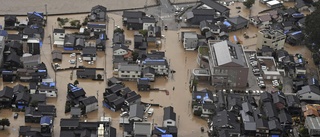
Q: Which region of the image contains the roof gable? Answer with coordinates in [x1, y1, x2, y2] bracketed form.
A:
[200, 0, 230, 13]
[163, 106, 176, 121]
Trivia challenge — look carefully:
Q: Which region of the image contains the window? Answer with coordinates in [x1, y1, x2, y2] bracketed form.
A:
[121, 71, 124, 73]
[264, 41, 267, 43]
[60, 33, 64, 36]
[132, 75, 135, 78]
[167, 121, 172, 124]
[309, 96, 312, 98]
[127, 71, 130, 73]
[136, 71, 139, 73]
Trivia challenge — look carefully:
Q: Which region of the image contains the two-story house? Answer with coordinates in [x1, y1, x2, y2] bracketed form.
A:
[182, 32, 198, 50]
[25, 104, 56, 123]
[81, 47, 97, 61]
[250, 14, 272, 28]
[53, 29, 65, 47]
[0, 86, 14, 108]
[141, 59, 169, 75]
[79, 96, 98, 114]
[208, 40, 249, 88]
[118, 63, 141, 80]
[14, 91, 31, 109]
[256, 29, 286, 50]
[38, 81, 57, 97]
[113, 44, 129, 56]
[163, 106, 176, 127]
[129, 103, 145, 122]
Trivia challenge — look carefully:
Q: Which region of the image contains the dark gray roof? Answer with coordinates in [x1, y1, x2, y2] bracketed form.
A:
[227, 16, 248, 25]
[0, 86, 14, 99]
[129, 103, 145, 119]
[268, 119, 281, 130]
[200, 0, 230, 12]
[113, 44, 129, 51]
[295, 0, 307, 9]
[256, 118, 268, 128]
[16, 91, 30, 102]
[113, 32, 125, 44]
[80, 96, 98, 106]
[118, 63, 141, 71]
[30, 94, 46, 103]
[126, 94, 141, 103]
[260, 92, 273, 102]
[82, 47, 96, 55]
[123, 11, 145, 18]
[263, 102, 278, 118]
[76, 69, 96, 77]
[163, 106, 176, 121]
[142, 17, 156, 23]
[92, 5, 107, 12]
[142, 67, 155, 75]
[60, 118, 80, 127]
[53, 29, 65, 33]
[272, 92, 286, 105]
[13, 84, 27, 94]
[278, 109, 292, 124]
[285, 95, 300, 108]
[297, 85, 320, 96]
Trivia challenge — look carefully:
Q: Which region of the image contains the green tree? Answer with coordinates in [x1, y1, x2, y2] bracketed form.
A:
[139, 30, 148, 37]
[73, 80, 79, 86]
[243, 0, 255, 9]
[0, 118, 10, 130]
[132, 51, 139, 61]
[305, 2, 320, 52]
[114, 28, 124, 33]
[299, 126, 310, 137]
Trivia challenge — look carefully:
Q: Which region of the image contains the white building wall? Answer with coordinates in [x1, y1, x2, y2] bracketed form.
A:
[143, 23, 155, 30]
[118, 71, 141, 79]
[83, 56, 97, 61]
[113, 49, 128, 56]
[163, 119, 176, 127]
[38, 90, 57, 97]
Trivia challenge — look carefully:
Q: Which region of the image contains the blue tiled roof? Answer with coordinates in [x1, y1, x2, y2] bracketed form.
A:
[40, 116, 52, 125]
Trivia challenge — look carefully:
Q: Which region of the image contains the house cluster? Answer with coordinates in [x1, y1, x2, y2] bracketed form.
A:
[65, 83, 98, 115]
[122, 11, 157, 31]
[103, 77, 141, 112]
[113, 11, 169, 83]
[59, 117, 116, 137]
[181, 0, 251, 50]
[200, 89, 302, 137]
[0, 12, 47, 82]
[121, 105, 178, 137]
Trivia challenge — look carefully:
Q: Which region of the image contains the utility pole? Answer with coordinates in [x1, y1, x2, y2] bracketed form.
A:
[45, 4, 48, 24]
[144, 0, 148, 12]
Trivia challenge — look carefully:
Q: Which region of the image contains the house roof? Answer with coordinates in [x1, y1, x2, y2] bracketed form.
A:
[92, 5, 107, 12]
[112, 97, 125, 106]
[126, 94, 141, 103]
[278, 109, 292, 124]
[76, 69, 96, 77]
[67, 83, 86, 98]
[260, 91, 273, 102]
[295, 0, 307, 9]
[7, 34, 22, 41]
[123, 11, 145, 18]
[6, 52, 21, 64]
[210, 40, 247, 67]
[105, 94, 118, 102]
[263, 101, 278, 118]
[272, 92, 286, 105]
[163, 106, 176, 121]
[16, 91, 31, 102]
[82, 47, 97, 55]
[40, 116, 52, 125]
[106, 84, 124, 94]
[256, 118, 268, 128]
[87, 23, 106, 29]
[0, 86, 14, 99]
[134, 34, 143, 43]
[25, 104, 56, 116]
[260, 46, 274, 53]
[268, 119, 281, 131]
[108, 77, 122, 85]
[259, 14, 272, 22]
[60, 118, 80, 127]
[118, 63, 141, 71]
[200, 0, 230, 13]
[31, 94, 46, 103]
[52, 50, 62, 60]
[142, 59, 168, 66]
[113, 32, 125, 44]
[297, 85, 320, 96]
[80, 96, 98, 106]
[133, 122, 152, 135]
[20, 55, 40, 64]
[142, 16, 156, 23]
[129, 103, 145, 119]
[113, 44, 129, 51]
[53, 29, 65, 33]
[146, 51, 165, 59]
[137, 78, 150, 85]
[227, 16, 248, 25]
[13, 84, 27, 94]
[306, 117, 320, 130]
[142, 67, 156, 75]
[8, 41, 22, 49]
[70, 107, 82, 116]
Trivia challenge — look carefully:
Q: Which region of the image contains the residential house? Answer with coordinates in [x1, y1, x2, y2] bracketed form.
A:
[227, 16, 249, 30]
[152, 126, 178, 137]
[76, 69, 96, 79]
[64, 34, 76, 50]
[137, 78, 151, 91]
[79, 96, 98, 114]
[147, 25, 155, 37]
[104, 95, 125, 111]
[4, 52, 21, 69]
[278, 109, 293, 128]
[67, 83, 86, 99]
[263, 101, 278, 120]
[125, 93, 142, 106]
[256, 29, 286, 50]
[191, 89, 214, 117]
[155, 26, 161, 37]
[70, 107, 81, 118]
[2, 71, 16, 82]
[286, 31, 304, 46]
[30, 94, 47, 105]
[107, 77, 123, 87]
[129, 103, 145, 122]
[13, 84, 28, 94]
[53, 29, 65, 47]
[25, 104, 56, 123]
[208, 40, 249, 88]
[163, 106, 176, 127]
[134, 34, 143, 49]
[113, 55, 127, 70]
[113, 44, 129, 56]
[141, 59, 169, 75]
[259, 46, 274, 56]
[182, 31, 198, 50]
[141, 67, 156, 81]
[51, 50, 62, 62]
[272, 91, 286, 110]
[105, 84, 125, 95]
[27, 38, 41, 55]
[268, 119, 282, 135]
[285, 95, 300, 116]
[132, 122, 151, 137]
[0, 36, 5, 67]
[250, 14, 272, 28]
[74, 38, 85, 50]
[14, 91, 31, 109]
[297, 85, 320, 101]
[27, 12, 44, 26]
[87, 23, 106, 32]
[29, 82, 37, 94]
[113, 32, 125, 44]
[186, 0, 230, 25]
[96, 39, 106, 51]
[8, 41, 23, 56]
[40, 116, 54, 135]
[4, 15, 17, 29]
[118, 63, 141, 80]
[0, 86, 14, 108]
[305, 117, 320, 136]
[20, 55, 41, 68]
[89, 5, 107, 22]
[122, 11, 145, 30]
[295, 0, 308, 12]
[210, 110, 241, 136]
[142, 17, 156, 30]
[82, 47, 97, 61]
[297, 17, 305, 28]
[38, 81, 57, 97]
[240, 102, 256, 136]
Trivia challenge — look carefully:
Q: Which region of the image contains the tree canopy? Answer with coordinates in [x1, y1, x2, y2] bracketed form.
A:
[243, 0, 255, 9]
[305, 2, 320, 51]
[0, 118, 10, 130]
